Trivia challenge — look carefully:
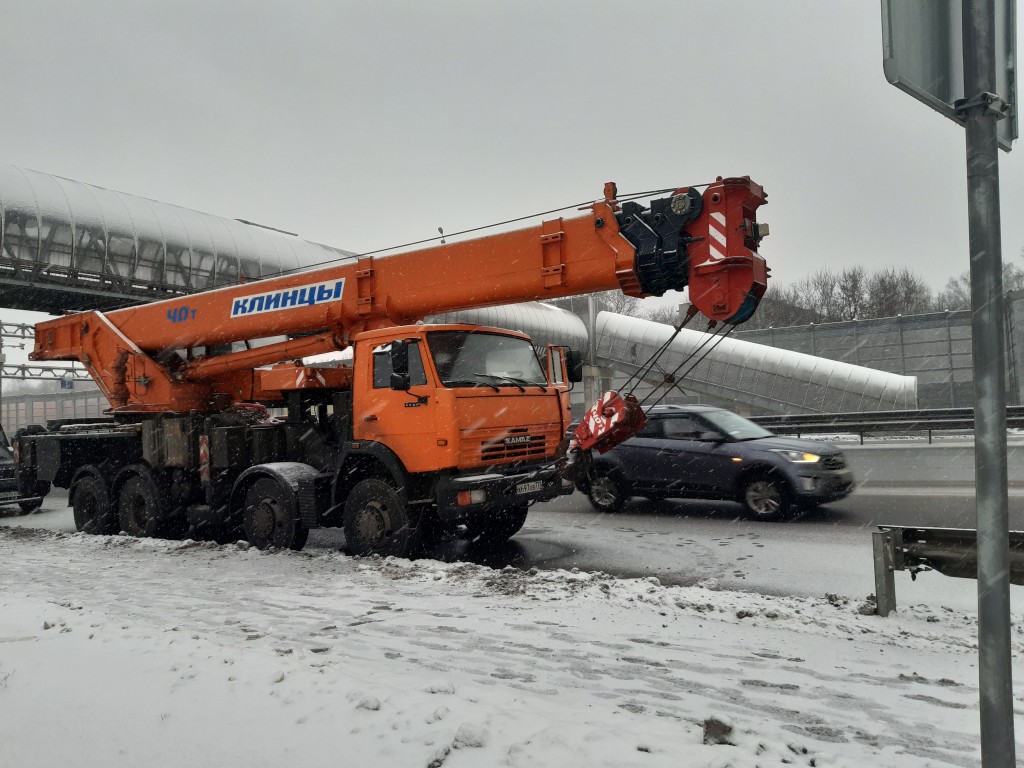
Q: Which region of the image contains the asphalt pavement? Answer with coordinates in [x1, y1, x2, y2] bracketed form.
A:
[6, 484, 1023, 613]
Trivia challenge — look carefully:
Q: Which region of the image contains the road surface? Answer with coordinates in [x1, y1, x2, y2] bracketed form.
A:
[6, 484, 1022, 613]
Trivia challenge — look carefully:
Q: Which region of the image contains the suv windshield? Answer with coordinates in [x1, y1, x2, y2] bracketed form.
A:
[699, 409, 773, 441]
[426, 330, 546, 387]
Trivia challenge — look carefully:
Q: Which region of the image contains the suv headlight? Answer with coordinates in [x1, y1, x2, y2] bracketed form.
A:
[772, 450, 821, 464]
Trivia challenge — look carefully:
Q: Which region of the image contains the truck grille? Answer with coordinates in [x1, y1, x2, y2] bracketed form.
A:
[821, 454, 846, 470]
[460, 424, 560, 468]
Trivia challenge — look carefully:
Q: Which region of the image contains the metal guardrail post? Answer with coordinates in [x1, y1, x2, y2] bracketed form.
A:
[872, 529, 898, 617]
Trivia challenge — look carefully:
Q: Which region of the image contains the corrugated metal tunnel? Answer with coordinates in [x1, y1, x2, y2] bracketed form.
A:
[0, 160, 354, 311]
[595, 312, 917, 414]
[428, 302, 588, 352]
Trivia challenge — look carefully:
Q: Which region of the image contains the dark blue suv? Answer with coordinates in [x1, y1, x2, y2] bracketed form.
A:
[579, 405, 853, 521]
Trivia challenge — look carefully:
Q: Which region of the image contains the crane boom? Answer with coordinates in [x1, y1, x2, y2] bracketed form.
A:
[32, 177, 767, 413]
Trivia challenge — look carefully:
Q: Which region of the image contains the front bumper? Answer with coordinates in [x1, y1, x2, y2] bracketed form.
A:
[436, 465, 573, 524]
[792, 468, 855, 502]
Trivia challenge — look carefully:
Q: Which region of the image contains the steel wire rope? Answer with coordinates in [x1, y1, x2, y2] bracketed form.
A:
[617, 310, 699, 397]
[532, 322, 734, 480]
[260, 185, 696, 279]
[637, 323, 739, 410]
[95, 182, 718, 313]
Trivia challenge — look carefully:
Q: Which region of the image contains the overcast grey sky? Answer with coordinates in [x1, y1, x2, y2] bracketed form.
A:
[3, 1, 1022, 301]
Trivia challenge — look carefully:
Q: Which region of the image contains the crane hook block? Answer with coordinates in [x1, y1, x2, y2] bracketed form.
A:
[572, 390, 647, 454]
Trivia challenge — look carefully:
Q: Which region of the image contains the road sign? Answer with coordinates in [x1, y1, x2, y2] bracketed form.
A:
[59, 377, 73, 391]
[882, 0, 1017, 150]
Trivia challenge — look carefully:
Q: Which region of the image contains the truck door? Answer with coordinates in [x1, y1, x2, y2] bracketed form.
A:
[546, 346, 572, 430]
[354, 339, 437, 472]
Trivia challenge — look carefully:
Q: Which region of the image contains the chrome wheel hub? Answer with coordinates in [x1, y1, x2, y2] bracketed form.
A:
[746, 480, 781, 515]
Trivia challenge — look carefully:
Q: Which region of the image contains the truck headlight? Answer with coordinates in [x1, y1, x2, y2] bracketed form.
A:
[772, 450, 821, 464]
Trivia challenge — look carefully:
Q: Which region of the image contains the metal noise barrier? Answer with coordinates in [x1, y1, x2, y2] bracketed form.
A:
[595, 312, 918, 414]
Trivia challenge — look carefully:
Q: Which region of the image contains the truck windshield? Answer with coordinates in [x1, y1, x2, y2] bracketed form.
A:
[426, 331, 546, 388]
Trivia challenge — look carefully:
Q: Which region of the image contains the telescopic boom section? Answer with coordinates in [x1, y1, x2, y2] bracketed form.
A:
[31, 177, 768, 413]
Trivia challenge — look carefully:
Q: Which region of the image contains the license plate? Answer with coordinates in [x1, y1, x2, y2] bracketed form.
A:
[0, 490, 20, 500]
[516, 480, 544, 495]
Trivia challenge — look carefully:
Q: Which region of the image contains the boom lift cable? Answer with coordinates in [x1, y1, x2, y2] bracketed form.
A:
[263, 185, 710, 279]
[100, 183, 721, 313]
[616, 307, 700, 396]
[635, 323, 739, 411]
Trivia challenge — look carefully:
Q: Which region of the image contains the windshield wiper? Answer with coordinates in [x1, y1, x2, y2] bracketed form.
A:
[446, 378, 500, 392]
[474, 373, 546, 392]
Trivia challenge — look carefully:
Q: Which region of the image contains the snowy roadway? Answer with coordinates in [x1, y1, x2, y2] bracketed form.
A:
[6, 485, 1024, 614]
[2, 488, 1023, 767]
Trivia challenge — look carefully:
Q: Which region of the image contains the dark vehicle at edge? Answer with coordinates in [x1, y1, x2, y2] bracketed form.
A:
[579, 404, 854, 521]
[0, 423, 38, 514]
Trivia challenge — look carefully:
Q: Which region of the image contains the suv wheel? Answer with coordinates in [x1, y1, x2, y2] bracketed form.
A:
[587, 471, 628, 514]
[740, 475, 793, 522]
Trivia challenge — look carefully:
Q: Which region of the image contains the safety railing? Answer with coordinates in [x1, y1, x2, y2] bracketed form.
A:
[751, 406, 1024, 443]
[872, 526, 1024, 616]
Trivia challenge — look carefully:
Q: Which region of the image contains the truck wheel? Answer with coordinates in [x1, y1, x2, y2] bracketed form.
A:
[17, 489, 47, 516]
[71, 474, 117, 534]
[740, 475, 793, 522]
[465, 504, 529, 545]
[243, 477, 308, 551]
[118, 469, 165, 538]
[343, 478, 413, 558]
[587, 469, 628, 514]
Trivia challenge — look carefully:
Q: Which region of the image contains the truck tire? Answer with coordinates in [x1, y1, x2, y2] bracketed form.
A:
[13, 427, 50, 515]
[739, 474, 793, 522]
[118, 468, 165, 538]
[17, 492, 46, 516]
[343, 478, 414, 558]
[465, 504, 528, 545]
[71, 472, 117, 535]
[242, 477, 308, 551]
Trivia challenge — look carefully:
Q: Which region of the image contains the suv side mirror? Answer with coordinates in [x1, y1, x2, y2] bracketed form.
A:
[566, 349, 584, 383]
[389, 340, 411, 391]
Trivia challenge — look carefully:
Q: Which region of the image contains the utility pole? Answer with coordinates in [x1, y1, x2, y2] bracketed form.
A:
[961, 2, 1015, 763]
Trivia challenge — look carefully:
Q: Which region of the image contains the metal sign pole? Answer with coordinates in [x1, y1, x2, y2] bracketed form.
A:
[961, 1, 1015, 764]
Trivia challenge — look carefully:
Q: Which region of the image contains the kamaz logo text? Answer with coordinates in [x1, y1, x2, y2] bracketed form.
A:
[503, 435, 533, 445]
[230, 279, 345, 318]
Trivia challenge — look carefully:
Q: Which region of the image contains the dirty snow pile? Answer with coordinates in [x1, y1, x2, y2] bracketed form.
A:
[1, 526, 1020, 767]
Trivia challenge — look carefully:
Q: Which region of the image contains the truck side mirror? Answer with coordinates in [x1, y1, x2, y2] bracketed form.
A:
[566, 349, 584, 383]
[389, 340, 411, 391]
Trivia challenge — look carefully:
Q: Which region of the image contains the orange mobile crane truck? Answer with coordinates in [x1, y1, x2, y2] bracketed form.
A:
[14, 178, 768, 556]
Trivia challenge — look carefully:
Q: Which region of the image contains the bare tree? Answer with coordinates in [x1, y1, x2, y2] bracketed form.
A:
[738, 284, 818, 330]
[642, 303, 683, 326]
[590, 290, 644, 318]
[934, 272, 971, 311]
[934, 262, 1024, 310]
[835, 266, 868, 320]
[791, 268, 840, 321]
[863, 267, 933, 317]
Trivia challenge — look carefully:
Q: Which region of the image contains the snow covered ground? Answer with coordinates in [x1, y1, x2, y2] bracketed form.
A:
[2, 525, 1020, 767]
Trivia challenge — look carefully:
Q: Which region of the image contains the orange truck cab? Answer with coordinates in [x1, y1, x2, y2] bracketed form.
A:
[347, 323, 577, 530]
